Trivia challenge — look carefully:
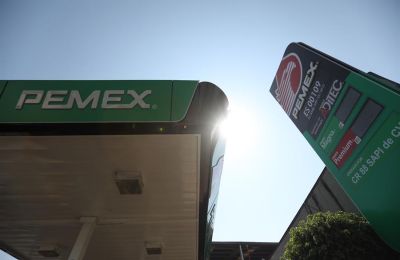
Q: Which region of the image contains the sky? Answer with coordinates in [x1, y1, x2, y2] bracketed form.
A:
[1, 0, 400, 259]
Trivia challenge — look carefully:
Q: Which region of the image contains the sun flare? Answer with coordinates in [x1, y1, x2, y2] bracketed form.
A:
[217, 106, 260, 158]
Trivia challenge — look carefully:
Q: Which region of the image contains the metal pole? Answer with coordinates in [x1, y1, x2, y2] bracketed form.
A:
[68, 217, 97, 260]
[239, 244, 245, 260]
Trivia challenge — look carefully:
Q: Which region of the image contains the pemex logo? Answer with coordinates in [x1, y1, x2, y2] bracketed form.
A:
[274, 53, 302, 115]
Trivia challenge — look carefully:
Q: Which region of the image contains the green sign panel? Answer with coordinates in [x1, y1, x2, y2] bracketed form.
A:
[270, 43, 400, 251]
[0, 80, 198, 123]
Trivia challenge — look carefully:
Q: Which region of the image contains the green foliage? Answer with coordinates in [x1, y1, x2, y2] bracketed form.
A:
[281, 211, 400, 260]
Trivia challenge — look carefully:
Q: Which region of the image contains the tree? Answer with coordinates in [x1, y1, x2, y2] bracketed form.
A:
[281, 211, 400, 260]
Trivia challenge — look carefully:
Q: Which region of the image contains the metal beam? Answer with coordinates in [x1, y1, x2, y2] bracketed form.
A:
[68, 217, 97, 260]
[239, 244, 244, 260]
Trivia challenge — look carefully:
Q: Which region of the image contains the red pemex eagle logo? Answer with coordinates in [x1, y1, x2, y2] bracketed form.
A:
[274, 53, 302, 115]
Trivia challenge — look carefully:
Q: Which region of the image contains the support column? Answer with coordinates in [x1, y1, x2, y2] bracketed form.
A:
[68, 217, 97, 260]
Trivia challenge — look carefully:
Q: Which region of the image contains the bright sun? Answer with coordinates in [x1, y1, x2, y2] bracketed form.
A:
[217, 105, 260, 158]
